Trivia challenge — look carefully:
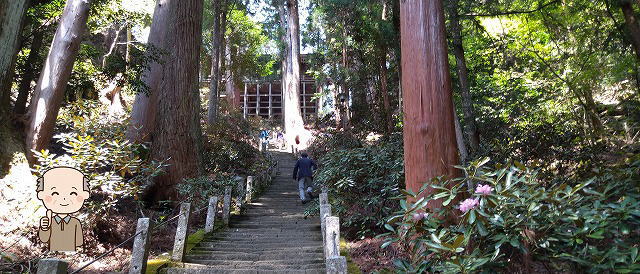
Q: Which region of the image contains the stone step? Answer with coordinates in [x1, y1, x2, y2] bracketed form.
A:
[205, 232, 321, 239]
[195, 242, 322, 249]
[165, 266, 324, 274]
[184, 259, 325, 267]
[185, 252, 323, 261]
[190, 246, 323, 253]
[229, 223, 320, 230]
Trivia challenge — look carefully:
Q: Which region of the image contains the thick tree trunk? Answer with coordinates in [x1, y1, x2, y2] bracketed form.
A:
[340, 36, 350, 130]
[278, 1, 289, 123]
[453, 107, 468, 164]
[207, 0, 222, 125]
[224, 41, 240, 108]
[14, 30, 44, 115]
[128, 0, 172, 143]
[400, 0, 460, 208]
[448, 0, 480, 153]
[147, 0, 204, 202]
[25, 0, 91, 164]
[380, 54, 392, 132]
[621, 0, 640, 61]
[0, 0, 30, 115]
[283, 0, 305, 145]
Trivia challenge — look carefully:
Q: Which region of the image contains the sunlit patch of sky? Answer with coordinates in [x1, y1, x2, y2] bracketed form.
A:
[247, 0, 313, 54]
[123, 0, 312, 53]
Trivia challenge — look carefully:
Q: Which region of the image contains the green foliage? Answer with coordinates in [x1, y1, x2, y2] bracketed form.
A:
[309, 134, 404, 238]
[32, 101, 165, 220]
[203, 106, 265, 174]
[306, 130, 363, 160]
[177, 175, 238, 210]
[381, 158, 640, 273]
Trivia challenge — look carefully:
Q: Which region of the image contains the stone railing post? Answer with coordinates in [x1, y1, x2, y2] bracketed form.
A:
[245, 176, 254, 203]
[325, 216, 341, 259]
[205, 196, 218, 233]
[319, 204, 331, 249]
[235, 176, 245, 210]
[319, 192, 328, 206]
[37, 258, 68, 274]
[171, 203, 191, 262]
[222, 186, 232, 226]
[326, 256, 348, 274]
[129, 218, 151, 274]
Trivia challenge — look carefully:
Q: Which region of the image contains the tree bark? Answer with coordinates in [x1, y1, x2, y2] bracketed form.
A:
[25, 0, 91, 164]
[448, 0, 480, 153]
[14, 30, 44, 115]
[128, 0, 172, 143]
[278, 0, 289, 123]
[621, 0, 640, 61]
[146, 0, 204, 202]
[400, 0, 460, 208]
[283, 0, 305, 145]
[380, 54, 392, 133]
[207, 0, 222, 125]
[0, 0, 30, 115]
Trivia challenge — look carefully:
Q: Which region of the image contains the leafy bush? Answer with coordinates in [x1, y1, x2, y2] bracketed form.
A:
[203, 108, 265, 174]
[381, 157, 640, 273]
[309, 134, 404, 238]
[33, 101, 165, 220]
[177, 174, 240, 210]
[306, 130, 363, 160]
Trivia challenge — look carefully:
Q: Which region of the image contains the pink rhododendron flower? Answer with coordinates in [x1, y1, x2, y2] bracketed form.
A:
[475, 184, 494, 195]
[413, 213, 423, 221]
[459, 198, 479, 213]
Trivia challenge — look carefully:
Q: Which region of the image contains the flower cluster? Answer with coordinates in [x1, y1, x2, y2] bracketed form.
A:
[475, 184, 494, 195]
[412, 212, 429, 221]
[459, 198, 479, 213]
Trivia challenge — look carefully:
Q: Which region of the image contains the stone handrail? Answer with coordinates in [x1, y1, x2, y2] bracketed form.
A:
[36, 160, 278, 274]
[319, 189, 348, 274]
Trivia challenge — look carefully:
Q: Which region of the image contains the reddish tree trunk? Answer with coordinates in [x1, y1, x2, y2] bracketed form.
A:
[25, 0, 91, 164]
[0, 0, 30, 114]
[400, 0, 460, 208]
[146, 0, 204, 202]
[128, 0, 172, 142]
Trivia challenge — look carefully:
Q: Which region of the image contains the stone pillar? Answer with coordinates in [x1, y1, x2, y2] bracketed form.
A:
[319, 204, 331, 253]
[171, 203, 191, 262]
[205, 196, 219, 233]
[235, 176, 245, 210]
[246, 176, 254, 203]
[222, 186, 232, 226]
[319, 192, 328, 206]
[129, 218, 151, 274]
[326, 256, 348, 274]
[37, 258, 68, 274]
[325, 216, 340, 259]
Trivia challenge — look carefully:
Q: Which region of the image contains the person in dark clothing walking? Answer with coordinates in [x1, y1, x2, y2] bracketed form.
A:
[293, 152, 317, 204]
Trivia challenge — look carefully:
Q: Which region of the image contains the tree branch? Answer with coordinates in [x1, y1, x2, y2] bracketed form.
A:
[462, 0, 560, 18]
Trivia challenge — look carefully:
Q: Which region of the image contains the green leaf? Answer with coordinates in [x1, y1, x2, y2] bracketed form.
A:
[631, 247, 638, 263]
[469, 210, 476, 224]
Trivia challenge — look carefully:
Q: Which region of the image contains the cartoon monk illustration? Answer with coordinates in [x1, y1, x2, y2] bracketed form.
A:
[36, 167, 90, 251]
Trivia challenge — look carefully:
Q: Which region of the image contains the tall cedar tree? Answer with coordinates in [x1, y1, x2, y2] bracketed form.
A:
[282, 0, 305, 145]
[25, 0, 91, 164]
[0, 0, 30, 116]
[400, 0, 460, 208]
[207, 0, 223, 124]
[141, 0, 205, 202]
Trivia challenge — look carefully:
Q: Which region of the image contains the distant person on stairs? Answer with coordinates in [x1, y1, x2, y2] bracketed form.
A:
[293, 152, 317, 204]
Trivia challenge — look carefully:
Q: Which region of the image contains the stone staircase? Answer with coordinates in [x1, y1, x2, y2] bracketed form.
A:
[165, 152, 325, 274]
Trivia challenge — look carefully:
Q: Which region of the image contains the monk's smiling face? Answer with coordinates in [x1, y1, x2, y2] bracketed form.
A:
[36, 168, 90, 214]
